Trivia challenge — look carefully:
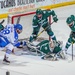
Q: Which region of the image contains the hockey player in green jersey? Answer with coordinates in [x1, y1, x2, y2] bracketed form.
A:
[37, 40, 65, 60]
[65, 15, 75, 54]
[27, 40, 65, 60]
[29, 8, 58, 42]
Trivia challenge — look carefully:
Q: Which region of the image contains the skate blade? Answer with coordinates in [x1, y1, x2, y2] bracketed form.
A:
[3, 61, 10, 65]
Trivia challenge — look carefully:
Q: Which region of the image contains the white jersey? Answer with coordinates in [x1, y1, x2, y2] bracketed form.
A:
[0, 24, 18, 45]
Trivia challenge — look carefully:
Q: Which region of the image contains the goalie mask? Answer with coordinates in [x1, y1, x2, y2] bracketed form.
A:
[50, 40, 63, 51]
[50, 40, 57, 49]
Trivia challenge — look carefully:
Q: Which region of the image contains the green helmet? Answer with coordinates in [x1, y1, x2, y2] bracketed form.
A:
[66, 15, 75, 24]
[36, 9, 42, 15]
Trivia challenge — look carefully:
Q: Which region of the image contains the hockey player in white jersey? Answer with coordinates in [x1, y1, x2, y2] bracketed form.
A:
[0, 23, 26, 64]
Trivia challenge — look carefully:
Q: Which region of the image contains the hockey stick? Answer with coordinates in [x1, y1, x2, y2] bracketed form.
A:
[0, 19, 5, 24]
[37, 21, 54, 38]
[72, 42, 73, 61]
[28, 21, 54, 42]
[67, 42, 74, 60]
[67, 53, 75, 57]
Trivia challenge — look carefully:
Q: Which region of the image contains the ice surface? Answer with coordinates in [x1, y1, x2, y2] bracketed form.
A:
[0, 5, 75, 75]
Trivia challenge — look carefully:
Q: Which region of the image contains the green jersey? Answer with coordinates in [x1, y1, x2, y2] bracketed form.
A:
[37, 40, 62, 54]
[32, 10, 56, 28]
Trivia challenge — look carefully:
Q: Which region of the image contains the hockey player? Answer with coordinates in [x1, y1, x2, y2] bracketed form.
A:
[27, 39, 65, 60]
[65, 15, 75, 54]
[37, 40, 65, 60]
[29, 8, 58, 42]
[0, 23, 26, 64]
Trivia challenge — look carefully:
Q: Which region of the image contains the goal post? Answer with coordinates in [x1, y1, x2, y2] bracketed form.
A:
[11, 12, 36, 24]
[8, 10, 51, 40]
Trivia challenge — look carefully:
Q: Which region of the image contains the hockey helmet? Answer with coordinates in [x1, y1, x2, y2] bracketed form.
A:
[66, 15, 75, 24]
[15, 24, 23, 30]
[36, 9, 43, 15]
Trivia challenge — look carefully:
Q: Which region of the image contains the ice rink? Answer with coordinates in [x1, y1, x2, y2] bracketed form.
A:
[0, 4, 75, 75]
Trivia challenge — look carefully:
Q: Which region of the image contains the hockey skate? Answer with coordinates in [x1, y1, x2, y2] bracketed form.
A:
[3, 55, 10, 65]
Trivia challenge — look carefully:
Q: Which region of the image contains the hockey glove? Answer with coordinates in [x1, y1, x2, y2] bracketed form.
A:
[29, 34, 37, 42]
[20, 41, 26, 46]
[53, 15, 58, 22]
[33, 34, 37, 39]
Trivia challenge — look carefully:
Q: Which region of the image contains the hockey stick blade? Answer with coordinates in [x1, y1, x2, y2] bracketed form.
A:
[67, 53, 75, 57]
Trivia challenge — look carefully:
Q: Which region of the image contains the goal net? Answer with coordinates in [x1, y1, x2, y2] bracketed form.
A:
[8, 10, 51, 41]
